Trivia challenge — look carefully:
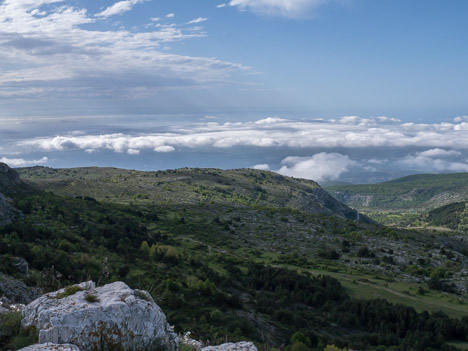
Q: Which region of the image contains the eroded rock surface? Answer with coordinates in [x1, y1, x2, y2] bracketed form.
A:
[19, 343, 81, 351]
[202, 342, 258, 351]
[22, 281, 179, 351]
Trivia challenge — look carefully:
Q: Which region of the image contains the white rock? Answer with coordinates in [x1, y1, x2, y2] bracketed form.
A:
[202, 342, 257, 351]
[19, 342, 80, 351]
[22, 281, 179, 351]
[181, 332, 204, 350]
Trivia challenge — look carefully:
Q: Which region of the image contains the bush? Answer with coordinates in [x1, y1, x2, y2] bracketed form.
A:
[357, 246, 374, 258]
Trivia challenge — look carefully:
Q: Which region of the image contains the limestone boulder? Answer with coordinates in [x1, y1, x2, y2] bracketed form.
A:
[22, 281, 179, 351]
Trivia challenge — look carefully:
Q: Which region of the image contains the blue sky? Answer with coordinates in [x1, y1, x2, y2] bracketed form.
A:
[1, 0, 468, 183]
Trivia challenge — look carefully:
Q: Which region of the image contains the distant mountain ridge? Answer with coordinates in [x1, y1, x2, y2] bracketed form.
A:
[17, 166, 371, 223]
[326, 172, 468, 211]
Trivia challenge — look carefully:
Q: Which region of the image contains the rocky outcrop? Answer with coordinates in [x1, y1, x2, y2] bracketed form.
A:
[22, 281, 179, 351]
[181, 332, 204, 350]
[202, 342, 257, 351]
[0, 272, 42, 304]
[19, 343, 81, 351]
[0, 162, 21, 190]
[13, 257, 30, 275]
[0, 162, 24, 225]
[0, 192, 19, 225]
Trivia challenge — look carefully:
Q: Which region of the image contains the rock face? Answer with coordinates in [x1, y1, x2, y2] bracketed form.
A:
[0, 162, 21, 190]
[0, 192, 18, 225]
[22, 281, 179, 351]
[13, 257, 30, 275]
[19, 343, 81, 351]
[0, 272, 42, 304]
[202, 342, 257, 351]
[0, 162, 24, 225]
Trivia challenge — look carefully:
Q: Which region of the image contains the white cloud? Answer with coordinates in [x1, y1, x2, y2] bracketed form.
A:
[217, 4, 227, 8]
[95, 0, 145, 18]
[0, 156, 48, 167]
[416, 148, 461, 158]
[277, 153, 356, 181]
[454, 116, 468, 123]
[127, 148, 140, 155]
[252, 164, 270, 171]
[254, 117, 288, 124]
[154, 145, 175, 152]
[166, 13, 175, 18]
[229, 0, 330, 18]
[186, 17, 208, 24]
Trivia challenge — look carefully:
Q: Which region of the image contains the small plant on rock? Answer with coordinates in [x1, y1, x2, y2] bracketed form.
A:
[84, 293, 99, 303]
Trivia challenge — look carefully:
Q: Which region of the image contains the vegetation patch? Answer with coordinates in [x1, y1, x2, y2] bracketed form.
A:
[0, 312, 38, 350]
[55, 285, 85, 299]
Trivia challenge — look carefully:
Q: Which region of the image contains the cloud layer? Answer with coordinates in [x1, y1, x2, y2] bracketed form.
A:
[15, 116, 468, 154]
[3, 116, 468, 182]
[0, 0, 245, 100]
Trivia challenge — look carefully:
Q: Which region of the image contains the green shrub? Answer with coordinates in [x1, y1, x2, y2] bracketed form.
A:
[84, 293, 99, 303]
[55, 285, 84, 299]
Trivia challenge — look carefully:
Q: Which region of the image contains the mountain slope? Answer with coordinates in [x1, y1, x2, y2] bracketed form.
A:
[426, 201, 468, 232]
[2, 167, 468, 350]
[18, 166, 370, 223]
[326, 172, 468, 211]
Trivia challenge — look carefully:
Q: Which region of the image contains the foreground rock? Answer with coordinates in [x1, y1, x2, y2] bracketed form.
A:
[22, 281, 179, 351]
[202, 342, 257, 351]
[19, 343, 81, 351]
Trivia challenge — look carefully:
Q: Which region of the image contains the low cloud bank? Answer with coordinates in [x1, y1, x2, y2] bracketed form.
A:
[277, 153, 355, 181]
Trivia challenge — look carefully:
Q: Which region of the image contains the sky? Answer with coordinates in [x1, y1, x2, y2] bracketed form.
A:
[1, 0, 468, 184]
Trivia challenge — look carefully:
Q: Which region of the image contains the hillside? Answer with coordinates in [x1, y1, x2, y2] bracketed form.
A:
[426, 202, 468, 232]
[1, 164, 468, 350]
[17, 166, 369, 223]
[326, 172, 468, 211]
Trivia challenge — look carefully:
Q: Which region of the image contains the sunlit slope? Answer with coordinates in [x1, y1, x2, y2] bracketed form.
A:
[18, 166, 370, 222]
[327, 173, 468, 211]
